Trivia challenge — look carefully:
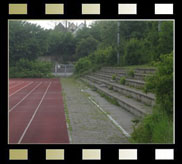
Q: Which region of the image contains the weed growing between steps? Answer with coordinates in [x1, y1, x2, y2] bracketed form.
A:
[112, 74, 117, 80]
[127, 69, 135, 78]
[120, 76, 126, 85]
[109, 85, 113, 90]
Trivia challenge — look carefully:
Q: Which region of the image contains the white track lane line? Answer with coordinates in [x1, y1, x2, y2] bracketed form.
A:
[9, 82, 42, 112]
[18, 82, 52, 144]
[88, 96, 130, 138]
[9, 81, 34, 97]
[9, 81, 24, 89]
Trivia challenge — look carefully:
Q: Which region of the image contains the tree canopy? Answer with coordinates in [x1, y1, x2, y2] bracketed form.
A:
[9, 20, 173, 68]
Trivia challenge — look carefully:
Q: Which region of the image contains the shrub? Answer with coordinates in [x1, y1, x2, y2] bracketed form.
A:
[127, 69, 135, 78]
[74, 46, 117, 76]
[94, 46, 117, 66]
[144, 53, 173, 115]
[120, 76, 126, 85]
[112, 74, 117, 80]
[9, 59, 53, 78]
[131, 52, 173, 143]
[130, 105, 173, 143]
[74, 57, 92, 74]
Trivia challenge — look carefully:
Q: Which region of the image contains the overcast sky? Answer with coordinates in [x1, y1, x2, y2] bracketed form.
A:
[26, 20, 95, 29]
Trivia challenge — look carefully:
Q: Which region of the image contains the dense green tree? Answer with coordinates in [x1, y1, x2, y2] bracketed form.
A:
[75, 36, 98, 59]
[9, 20, 174, 67]
[47, 30, 76, 62]
[9, 21, 49, 66]
[158, 22, 173, 56]
[74, 27, 91, 43]
[124, 38, 146, 65]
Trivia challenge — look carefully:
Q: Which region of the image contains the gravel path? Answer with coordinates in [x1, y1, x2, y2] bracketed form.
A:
[61, 77, 135, 144]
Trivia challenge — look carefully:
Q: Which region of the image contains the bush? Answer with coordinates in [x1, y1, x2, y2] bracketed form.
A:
[91, 65, 102, 72]
[9, 59, 53, 78]
[127, 69, 135, 78]
[120, 76, 126, 85]
[74, 57, 92, 74]
[144, 53, 173, 115]
[130, 105, 173, 143]
[74, 46, 117, 76]
[112, 74, 117, 80]
[131, 52, 173, 143]
[93, 46, 117, 66]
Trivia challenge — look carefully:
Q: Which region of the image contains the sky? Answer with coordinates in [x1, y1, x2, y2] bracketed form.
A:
[26, 20, 95, 29]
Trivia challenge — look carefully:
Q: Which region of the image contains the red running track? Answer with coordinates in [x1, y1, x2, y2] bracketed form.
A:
[9, 78, 69, 144]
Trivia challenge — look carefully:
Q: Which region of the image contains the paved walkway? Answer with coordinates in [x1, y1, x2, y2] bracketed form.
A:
[61, 78, 136, 144]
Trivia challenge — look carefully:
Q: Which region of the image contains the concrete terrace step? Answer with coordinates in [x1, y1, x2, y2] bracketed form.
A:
[102, 67, 156, 74]
[85, 75, 155, 106]
[99, 69, 151, 81]
[92, 72, 145, 89]
[134, 68, 156, 74]
[81, 78, 153, 117]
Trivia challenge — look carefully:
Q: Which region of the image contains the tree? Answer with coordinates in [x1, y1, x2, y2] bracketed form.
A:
[124, 38, 146, 65]
[158, 22, 173, 56]
[46, 30, 76, 62]
[9, 21, 49, 66]
[75, 36, 98, 59]
[9, 20, 173, 67]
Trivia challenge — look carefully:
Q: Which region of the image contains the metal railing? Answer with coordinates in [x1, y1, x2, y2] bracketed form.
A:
[53, 64, 74, 77]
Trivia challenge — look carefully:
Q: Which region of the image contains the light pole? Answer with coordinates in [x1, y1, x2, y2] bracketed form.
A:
[117, 21, 120, 65]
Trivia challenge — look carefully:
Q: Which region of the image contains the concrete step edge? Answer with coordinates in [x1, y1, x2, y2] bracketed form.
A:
[81, 78, 152, 117]
[93, 73, 145, 84]
[86, 75, 155, 100]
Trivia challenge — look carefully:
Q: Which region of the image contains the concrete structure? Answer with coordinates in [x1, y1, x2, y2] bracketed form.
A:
[81, 67, 156, 117]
